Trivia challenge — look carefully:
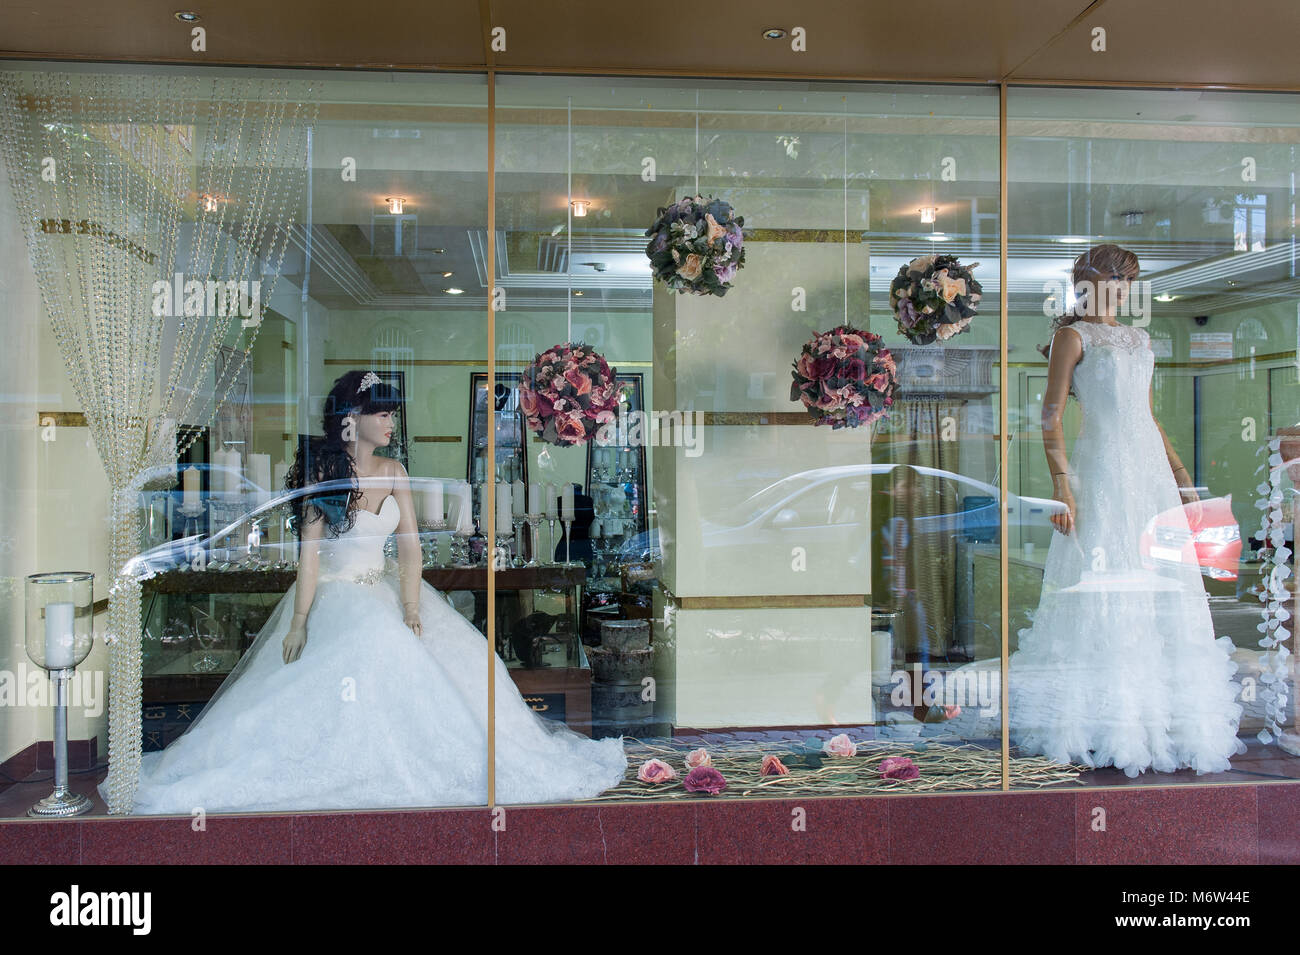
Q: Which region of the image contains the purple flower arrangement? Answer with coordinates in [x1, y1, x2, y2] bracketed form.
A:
[790, 324, 898, 429]
[889, 253, 983, 345]
[644, 194, 746, 296]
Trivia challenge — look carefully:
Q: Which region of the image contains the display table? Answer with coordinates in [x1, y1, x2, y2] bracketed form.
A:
[139, 564, 596, 744]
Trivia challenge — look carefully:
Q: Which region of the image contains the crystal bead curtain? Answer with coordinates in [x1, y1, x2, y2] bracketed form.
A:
[0, 69, 317, 813]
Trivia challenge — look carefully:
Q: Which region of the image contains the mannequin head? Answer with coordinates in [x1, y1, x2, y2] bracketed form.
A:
[285, 370, 405, 538]
[1071, 243, 1139, 320]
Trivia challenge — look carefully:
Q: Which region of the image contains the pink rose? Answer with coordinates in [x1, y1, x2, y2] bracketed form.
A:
[637, 759, 677, 784]
[563, 367, 593, 395]
[760, 755, 789, 777]
[555, 413, 587, 443]
[685, 747, 712, 769]
[683, 766, 726, 795]
[823, 733, 857, 758]
[705, 212, 726, 243]
[677, 252, 704, 282]
[879, 757, 920, 781]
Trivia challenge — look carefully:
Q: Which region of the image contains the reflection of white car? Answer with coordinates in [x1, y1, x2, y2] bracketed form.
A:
[124, 477, 449, 581]
[698, 465, 1059, 572]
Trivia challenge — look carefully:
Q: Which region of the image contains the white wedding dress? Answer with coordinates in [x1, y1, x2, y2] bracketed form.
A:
[112, 494, 628, 814]
[1008, 320, 1246, 777]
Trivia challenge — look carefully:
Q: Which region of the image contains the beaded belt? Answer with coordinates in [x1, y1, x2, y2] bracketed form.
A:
[353, 567, 387, 586]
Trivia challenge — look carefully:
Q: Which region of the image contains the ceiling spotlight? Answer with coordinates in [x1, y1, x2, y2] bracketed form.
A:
[385, 197, 405, 215]
[571, 199, 591, 217]
[573, 290, 585, 296]
[200, 193, 222, 212]
[430, 247, 445, 254]
[762, 27, 787, 39]
[174, 11, 201, 21]
[926, 232, 950, 242]
[919, 206, 937, 224]
[1056, 235, 1092, 244]
[1155, 293, 1178, 302]
[441, 270, 454, 278]
[443, 287, 464, 295]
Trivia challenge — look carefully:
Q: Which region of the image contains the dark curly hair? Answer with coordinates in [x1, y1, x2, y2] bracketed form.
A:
[284, 370, 404, 540]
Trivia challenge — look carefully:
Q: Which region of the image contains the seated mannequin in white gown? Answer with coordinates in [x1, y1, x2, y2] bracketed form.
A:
[111, 371, 627, 814]
[1009, 247, 1245, 778]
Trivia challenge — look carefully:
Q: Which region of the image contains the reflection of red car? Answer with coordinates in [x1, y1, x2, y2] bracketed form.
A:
[1140, 495, 1241, 580]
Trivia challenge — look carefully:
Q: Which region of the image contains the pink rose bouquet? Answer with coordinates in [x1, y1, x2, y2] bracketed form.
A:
[790, 324, 897, 429]
[644, 194, 746, 296]
[517, 342, 619, 447]
[889, 253, 982, 346]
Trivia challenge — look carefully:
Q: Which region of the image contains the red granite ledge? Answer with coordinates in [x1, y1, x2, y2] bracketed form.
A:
[1074, 785, 1259, 865]
[598, 801, 697, 865]
[0, 819, 81, 864]
[890, 790, 1074, 864]
[696, 795, 889, 865]
[1258, 784, 1300, 864]
[494, 804, 607, 865]
[80, 814, 293, 865]
[293, 807, 494, 864]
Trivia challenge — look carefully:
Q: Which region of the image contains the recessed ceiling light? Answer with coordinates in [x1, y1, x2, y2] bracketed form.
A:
[573, 290, 584, 296]
[1155, 293, 1178, 302]
[444, 287, 464, 294]
[431, 248, 445, 254]
[762, 28, 787, 39]
[919, 206, 937, 224]
[441, 270, 453, 278]
[926, 233, 950, 242]
[174, 11, 201, 22]
[1056, 236, 1092, 244]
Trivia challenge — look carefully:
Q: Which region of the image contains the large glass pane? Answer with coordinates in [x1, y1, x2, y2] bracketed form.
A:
[0, 64, 494, 814]
[493, 76, 1002, 802]
[1006, 86, 1300, 789]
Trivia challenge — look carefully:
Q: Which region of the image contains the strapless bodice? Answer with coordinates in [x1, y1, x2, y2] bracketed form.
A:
[315, 494, 399, 583]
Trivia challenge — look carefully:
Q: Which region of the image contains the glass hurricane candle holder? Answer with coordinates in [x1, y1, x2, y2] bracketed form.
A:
[24, 572, 95, 817]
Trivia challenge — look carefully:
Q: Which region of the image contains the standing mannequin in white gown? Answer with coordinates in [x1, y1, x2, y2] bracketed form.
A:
[1009, 245, 1245, 778]
[114, 370, 627, 814]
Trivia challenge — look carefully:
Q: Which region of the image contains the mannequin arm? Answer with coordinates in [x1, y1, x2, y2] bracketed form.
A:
[391, 460, 422, 610]
[1041, 326, 1082, 481]
[292, 504, 325, 617]
[1149, 384, 1196, 499]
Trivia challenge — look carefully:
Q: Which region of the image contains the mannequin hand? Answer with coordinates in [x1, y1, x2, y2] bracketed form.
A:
[1051, 487, 1076, 536]
[403, 603, 422, 637]
[283, 621, 307, 664]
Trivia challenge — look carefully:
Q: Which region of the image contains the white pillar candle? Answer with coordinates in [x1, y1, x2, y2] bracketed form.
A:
[511, 479, 525, 517]
[249, 453, 271, 495]
[562, 484, 575, 521]
[272, 460, 289, 495]
[591, 519, 603, 539]
[458, 482, 475, 534]
[495, 482, 512, 535]
[545, 483, 558, 518]
[182, 465, 200, 508]
[422, 481, 444, 524]
[528, 482, 542, 515]
[871, 628, 893, 684]
[44, 601, 76, 669]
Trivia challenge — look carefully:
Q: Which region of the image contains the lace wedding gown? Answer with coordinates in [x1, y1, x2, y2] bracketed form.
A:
[112, 494, 628, 813]
[1008, 320, 1246, 777]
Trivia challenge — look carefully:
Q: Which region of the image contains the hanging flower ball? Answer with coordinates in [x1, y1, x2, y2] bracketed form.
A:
[644, 194, 746, 296]
[889, 253, 983, 345]
[790, 324, 897, 429]
[517, 342, 619, 447]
